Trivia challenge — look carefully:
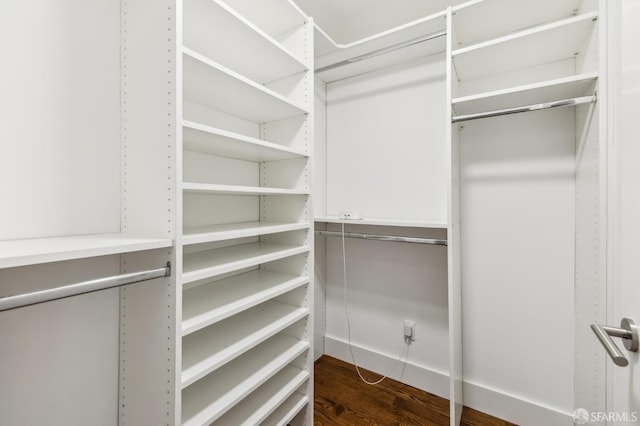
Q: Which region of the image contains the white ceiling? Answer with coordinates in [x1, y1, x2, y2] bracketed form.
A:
[291, 0, 467, 44]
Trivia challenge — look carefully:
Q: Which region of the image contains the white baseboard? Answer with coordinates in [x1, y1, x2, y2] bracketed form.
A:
[323, 335, 573, 426]
[463, 381, 573, 426]
[323, 335, 450, 399]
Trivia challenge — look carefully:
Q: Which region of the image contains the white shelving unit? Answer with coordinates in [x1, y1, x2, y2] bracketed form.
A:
[180, 0, 314, 424]
[448, 0, 605, 423]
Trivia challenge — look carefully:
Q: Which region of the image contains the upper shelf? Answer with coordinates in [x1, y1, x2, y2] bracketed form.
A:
[314, 10, 447, 82]
[452, 0, 584, 47]
[452, 11, 598, 81]
[182, 120, 307, 163]
[221, 0, 307, 39]
[183, 0, 308, 85]
[182, 48, 309, 123]
[451, 72, 598, 115]
[0, 233, 173, 269]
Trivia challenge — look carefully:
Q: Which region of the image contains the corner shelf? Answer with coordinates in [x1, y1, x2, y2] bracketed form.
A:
[182, 242, 310, 284]
[183, 0, 308, 85]
[181, 335, 309, 426]
[0, 233, 173, 269]
[182, 48, 309, 123]
[452, 11, 598, 81]
[214, 366, 309, 426]
[182, 121, 307, 163]
[182, 182, 309, 196]
[451, 72, 598, 115]
[181, 300, 309, 388]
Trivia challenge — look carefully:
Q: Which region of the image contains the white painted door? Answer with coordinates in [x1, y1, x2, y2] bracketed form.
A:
[604, 0, 640, 423]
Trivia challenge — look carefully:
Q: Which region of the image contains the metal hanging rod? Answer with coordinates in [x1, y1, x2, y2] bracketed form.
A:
[315, 30, 447, 74]
[451, 95, 597, 123]
[0, 262, 171, 312]
[315, 230, 447, 246]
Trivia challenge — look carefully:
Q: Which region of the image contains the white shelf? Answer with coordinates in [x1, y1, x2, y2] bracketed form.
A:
[0, 233, 173, 269]
[183, 0, 307, 85]
[182, 120, 307, 162]
[215, 367, 309, 426]
[182, 48, 309, 123]
[181, 335, 309, 426]
[452, 12, 598, 81]
[262, 392, 309, 426]
[314, 216, 448, 229]
[452, 72, 598, 115]
[182, 300, 308, 388]
[182, 182, 309, 196]
[182, 270, 309, 335]
[183, 221, 310, 246]
[452, 0, 583, 47]
[182, 242, 310, 284]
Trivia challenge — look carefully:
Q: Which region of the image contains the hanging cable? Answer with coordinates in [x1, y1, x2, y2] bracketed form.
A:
[341, 222, 410, 385]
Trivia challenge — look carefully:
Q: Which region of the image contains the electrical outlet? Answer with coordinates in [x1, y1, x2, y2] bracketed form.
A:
[403, 320, 416, 342]
[338, 210, 362, 220]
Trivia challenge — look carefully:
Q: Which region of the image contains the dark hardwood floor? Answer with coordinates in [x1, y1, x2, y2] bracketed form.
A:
[314, 355, 516, 426]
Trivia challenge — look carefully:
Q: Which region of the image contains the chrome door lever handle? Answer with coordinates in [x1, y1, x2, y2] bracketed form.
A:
[591, 318, 639, 367]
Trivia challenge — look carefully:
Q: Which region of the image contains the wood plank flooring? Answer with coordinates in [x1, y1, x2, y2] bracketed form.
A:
[314, 355, 517, 426]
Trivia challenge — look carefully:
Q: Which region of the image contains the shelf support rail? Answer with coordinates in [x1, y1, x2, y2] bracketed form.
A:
[315, 230, 447, 246]
[451, 95, 597, 123]
[0, 262, 171, 312]
[315, 30, 447, 73]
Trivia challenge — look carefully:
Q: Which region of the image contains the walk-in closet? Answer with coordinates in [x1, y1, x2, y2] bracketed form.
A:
[1, 0, 639, 425]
